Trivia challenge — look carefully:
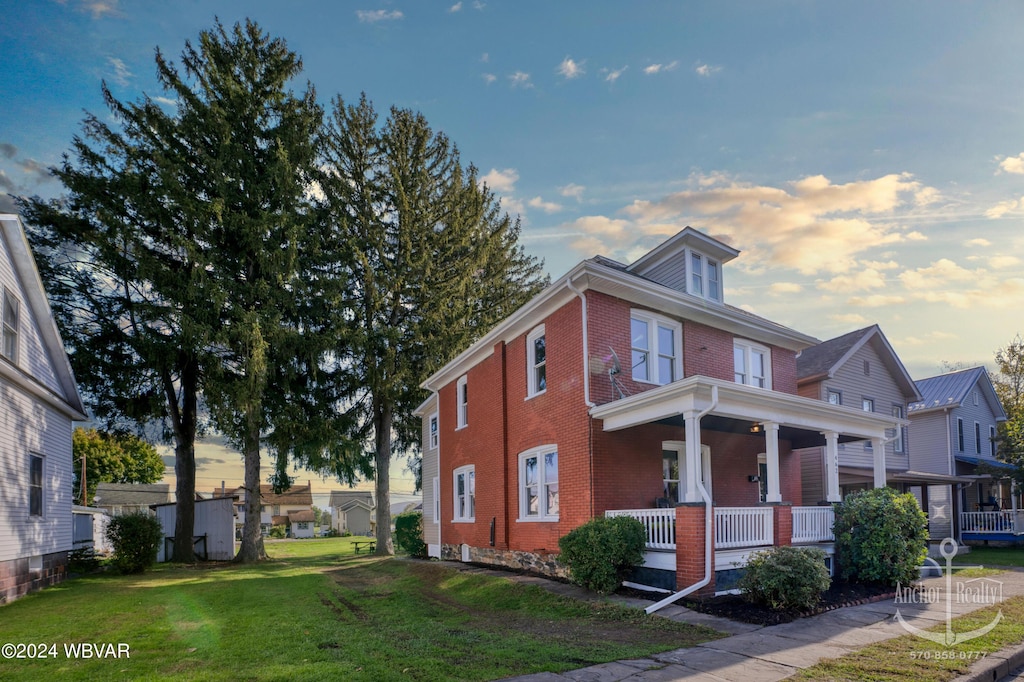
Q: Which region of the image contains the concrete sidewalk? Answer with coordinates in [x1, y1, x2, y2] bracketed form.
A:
[447, 563, 1024, 682]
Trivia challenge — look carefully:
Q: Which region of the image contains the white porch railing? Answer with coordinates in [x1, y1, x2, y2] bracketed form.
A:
[961, 511, 1024, 535]
[791, 506, 835, 543]
[715, 507, 773, 549]
[605, 508, 676, 550]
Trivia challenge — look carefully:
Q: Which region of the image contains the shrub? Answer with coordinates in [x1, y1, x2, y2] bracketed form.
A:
[834, 487, 928, 586]
[394, 511, 427, 558]
[269, 525, 287, 539]
[558, 516, 646, 595]
[68, 546, 102, 574]
[105, 512, 163, 574]
[738, 545, 831, 610]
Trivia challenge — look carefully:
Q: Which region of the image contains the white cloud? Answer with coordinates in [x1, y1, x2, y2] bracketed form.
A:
[472, 0, 486, 9]
[482, 73, 497, 85]
[449, 2, 462, 11]
[480, 53, 489, 63]
[816, 268, 887, 293]
[107, 57, 132, 86]
[480, 168, 518, 193]
[898, 331, 958, 346]
[18, 158, 52, 183]
[601, 66, 627, 83]
[769, 282, 802, 295]
[898, 258, 974, 291]
[500, 196, 525, 217]
[695, 63, 722, 77]
[557, 57, 585, 79]
[152, 96, 178, 108]
[559, 183, 585, 201]
[989, 255, 1021, 269]
[997, 152, 1024, 175]
[76, 0, 121, 18]
[509, 71, 533, 88]
[985, 197, 1024, 219]
[356, 9, 404, 22]
[643, 61, 679, 75]
[847, 294, 907, 307]
[528, 196, 562, 213]
[964, 238, 992, 247]
[830, 313, 870, 326]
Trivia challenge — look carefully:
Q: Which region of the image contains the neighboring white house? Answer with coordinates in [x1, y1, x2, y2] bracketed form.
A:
[0, 214, 88, 604]
[328, 490, 375, 537]
[93, 482, 173, 516]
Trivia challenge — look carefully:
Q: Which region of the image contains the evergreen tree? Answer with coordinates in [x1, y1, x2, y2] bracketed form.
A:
[315, 95, 547, 555]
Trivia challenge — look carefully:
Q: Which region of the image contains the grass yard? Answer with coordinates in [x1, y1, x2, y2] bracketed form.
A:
[954, 545, 1024, 569]
[0, 537, 722, 681]
[792, 593, 1024, 681]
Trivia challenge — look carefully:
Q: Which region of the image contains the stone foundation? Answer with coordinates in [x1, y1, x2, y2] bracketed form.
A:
[0, 551, 68, 605]
[441, 544, 569, 579]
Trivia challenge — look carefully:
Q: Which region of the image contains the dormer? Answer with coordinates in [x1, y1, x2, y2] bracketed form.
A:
[625, 226, 739, 304]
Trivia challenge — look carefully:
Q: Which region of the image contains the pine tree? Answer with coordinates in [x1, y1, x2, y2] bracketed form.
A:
[315, 95, 547, 554]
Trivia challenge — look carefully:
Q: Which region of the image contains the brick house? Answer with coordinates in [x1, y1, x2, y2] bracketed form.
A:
[0, 214, 87, 604]
[419, 227, 902, 608]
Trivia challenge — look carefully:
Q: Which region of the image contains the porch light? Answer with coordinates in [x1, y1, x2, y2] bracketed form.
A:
[749, 422, 762, 434]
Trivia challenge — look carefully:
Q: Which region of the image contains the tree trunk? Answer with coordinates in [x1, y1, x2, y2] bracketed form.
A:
[235, 424, 267, 563]
[373, 402, 394, 555]
[169, 362, 198, 563]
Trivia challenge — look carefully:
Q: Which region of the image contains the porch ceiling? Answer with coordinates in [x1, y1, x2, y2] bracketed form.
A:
[590, 376, 902, 441]
[652, 413, 860, 449]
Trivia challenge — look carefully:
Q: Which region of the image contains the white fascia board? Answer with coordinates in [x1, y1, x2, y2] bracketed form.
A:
[413, 393, 437, 417]
[590, 376, 902, 438]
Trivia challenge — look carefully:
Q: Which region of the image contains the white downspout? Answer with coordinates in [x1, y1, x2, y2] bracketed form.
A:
[645, 385, 719, 615]
[566, 278, 595, 409]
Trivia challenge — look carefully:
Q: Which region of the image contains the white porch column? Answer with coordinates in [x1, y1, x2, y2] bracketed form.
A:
[872, 436, 886, 488]
[683, 411, 702, 503]
[764, 422, 782, 503]
[823, 431, 841, 503]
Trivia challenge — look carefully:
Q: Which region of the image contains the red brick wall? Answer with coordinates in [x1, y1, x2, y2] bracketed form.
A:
[772, 348, 798, 395]
[682, 321, 735, 381]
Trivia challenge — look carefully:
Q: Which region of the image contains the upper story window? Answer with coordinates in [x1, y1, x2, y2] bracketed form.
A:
[975, 421, 982, 454]
[453, 465, 475, 522]
[991, 425, 997, 457]
[631, 311, 682, 385]
[428, 413, 439, 450]
[30, 454, 43, 517]
[827, 390, 842, 405]
[688, 251, 722, 303]
[2, 288, 19, 363]
[957, 418, 965, 452]
[733, 340, 771, 389]
[456, 375, 468, 429]
[526, 325, 546, 398]
[519, 445, 558, 521]
[892, 405, 904, 453]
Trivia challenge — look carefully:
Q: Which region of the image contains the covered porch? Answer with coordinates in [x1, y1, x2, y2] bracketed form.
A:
[591, 376, 902, 598]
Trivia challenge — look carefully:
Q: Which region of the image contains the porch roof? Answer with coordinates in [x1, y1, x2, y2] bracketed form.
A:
[589, 376, 902, 443]
[838, 466, 976, 486]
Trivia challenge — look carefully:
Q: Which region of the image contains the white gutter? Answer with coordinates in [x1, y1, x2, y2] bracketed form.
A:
[645, 385, 719, 615]
[566, 278, 595, 409]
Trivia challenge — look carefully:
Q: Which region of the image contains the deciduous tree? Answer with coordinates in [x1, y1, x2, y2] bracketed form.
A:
[72, 428, 164, 506]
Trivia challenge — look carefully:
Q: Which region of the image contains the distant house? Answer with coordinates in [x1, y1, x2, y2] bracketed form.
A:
[212, 482, 316, 537]
[909, 367, 1015, 542]
[93, 483, 173, 516]
[287, 509, 316, 539]
[329, 491, 374, 536]
[0, 214, 88, 603]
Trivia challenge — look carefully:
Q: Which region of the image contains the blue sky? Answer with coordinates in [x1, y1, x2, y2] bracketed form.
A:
[4, 1, 1024, 496]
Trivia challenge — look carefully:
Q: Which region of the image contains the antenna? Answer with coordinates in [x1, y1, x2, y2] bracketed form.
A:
[607, 347, 628, 400]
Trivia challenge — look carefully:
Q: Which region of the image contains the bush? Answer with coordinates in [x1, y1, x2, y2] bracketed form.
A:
[558, 516, 646, 595]
[68, 546, 102, 574]
[834, 487, 928, 586]
[394, 511, 427, 558]
[738, 545, 831, 610]
[105, 512, 163, 574]
[269, 525, 287, 539]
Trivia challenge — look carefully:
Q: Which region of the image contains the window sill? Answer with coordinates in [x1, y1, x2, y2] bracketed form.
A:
[452, 518, 475, 524]
[455, 425, 467, 432]
[517, 516, 559, 523]
[524, 390, 547, 401]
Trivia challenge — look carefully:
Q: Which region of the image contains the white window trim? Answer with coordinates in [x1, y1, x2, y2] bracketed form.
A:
[29, 453, 43, 518]
[432, 477, 440, 523]
[685, 249, 723, 303]
[827, 389, 842, 405]
[630, 310, 683, 386]
[456, 375, 468, 430]
[453, 465, 475, 522]
[428, 412, 439, 450]
[663, 440, 712, 503]
[892, 405, 904, 453]
[526, 324, 547, 399]
[733, 339, 772, 389]
[2, 287, 19, 364]
[518, 445, 559, 522]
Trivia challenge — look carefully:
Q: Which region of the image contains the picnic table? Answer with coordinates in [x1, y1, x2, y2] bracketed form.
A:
[353, 540, 376, 554]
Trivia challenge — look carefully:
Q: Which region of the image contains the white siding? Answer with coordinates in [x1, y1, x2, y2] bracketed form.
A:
[908, 411, 953, 474]
[155, 497, 235, 562]
[0, 230, 62, 395]
[0, 380, 74, 562]
[420, 396, 440, 554]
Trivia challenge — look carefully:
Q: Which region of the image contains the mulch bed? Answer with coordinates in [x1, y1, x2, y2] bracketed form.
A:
[677, 580, 896, 626]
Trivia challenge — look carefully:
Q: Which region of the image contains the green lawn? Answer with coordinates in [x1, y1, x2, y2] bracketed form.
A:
[953, 545, 1024, 569]
[0, 537, 722, 681]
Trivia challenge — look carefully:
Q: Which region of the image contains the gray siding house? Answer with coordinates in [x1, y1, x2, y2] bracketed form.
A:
[909, 366, 1011, 540]
[796, 325, 921, 501]
[328, 490, 375, 537]
[0, 214, 87, 604]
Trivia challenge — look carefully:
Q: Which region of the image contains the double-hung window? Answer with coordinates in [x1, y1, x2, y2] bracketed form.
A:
[975, 422, 982, 454]
[733, 340, 771, 388]
[29, 454, 43, 517]
[958, 418, 965, 452]
[892, 405, 904, 453]
[991, 425, 998, 457]
[827, 390, 842, 405]
[428, 413, 439, 450]
[2, 288, 18, 363]
[456, 375, 468, 429]
[519, 446, 558, 521]
[630, 311, 681, 385]
[453, 466, 475, 522]
[862, 399, 874, 450]
[689, 252, 722, 302]
[526, 325, 546, 397]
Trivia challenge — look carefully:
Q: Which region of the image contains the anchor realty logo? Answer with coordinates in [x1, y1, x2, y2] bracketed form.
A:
[894, 538, 1003, 646]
